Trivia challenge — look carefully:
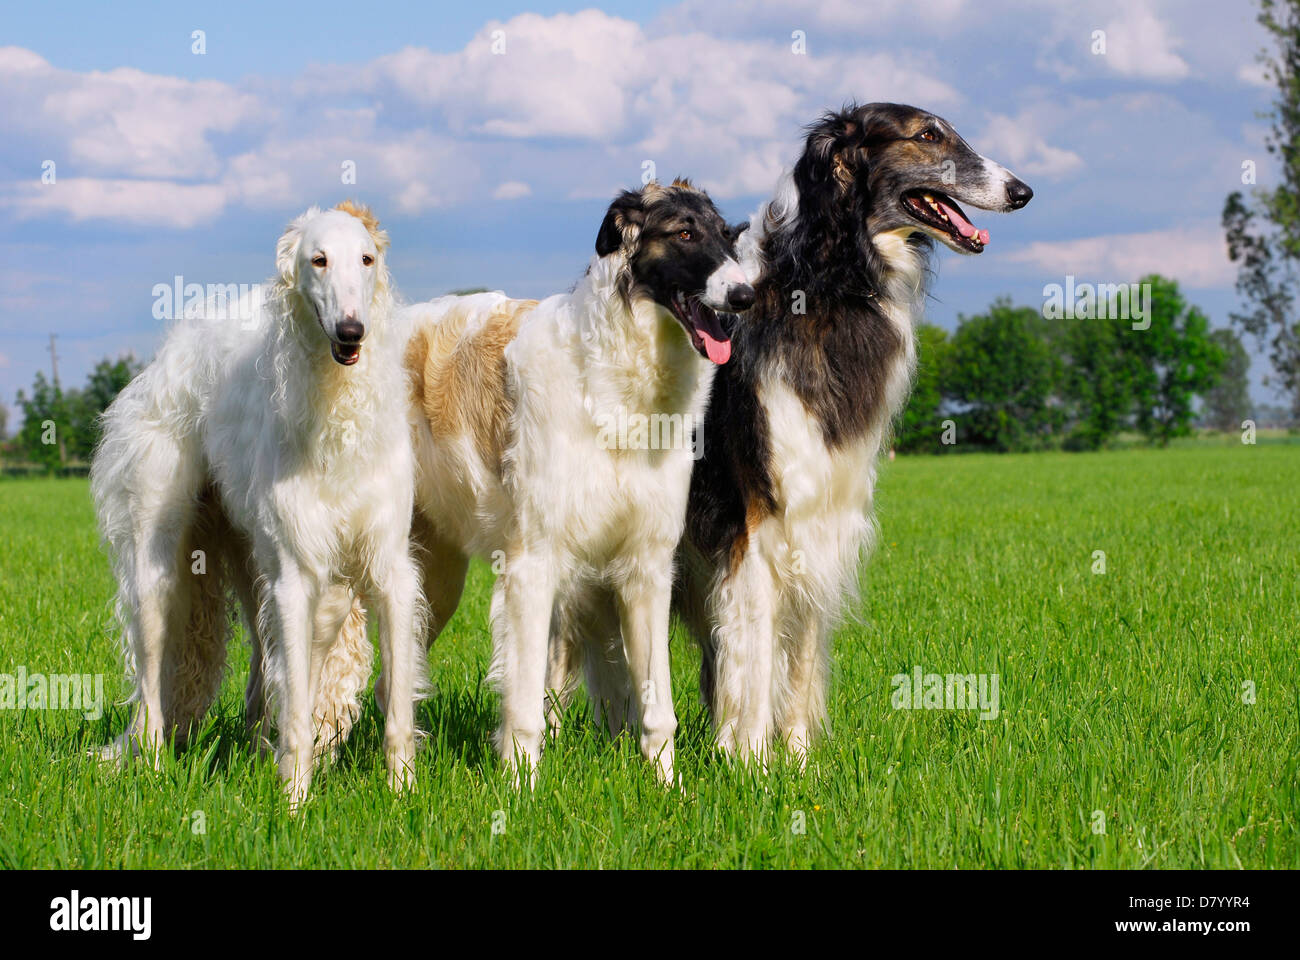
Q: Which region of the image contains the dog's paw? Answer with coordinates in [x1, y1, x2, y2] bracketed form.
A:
[93, 737, 127, 767]
[386, 764, 417, 795]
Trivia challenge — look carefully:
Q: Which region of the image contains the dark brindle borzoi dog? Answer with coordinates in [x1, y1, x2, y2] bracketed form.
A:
[554, 102, 1033, 764]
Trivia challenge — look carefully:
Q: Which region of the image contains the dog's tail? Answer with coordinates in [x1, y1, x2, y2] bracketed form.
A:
[89, 374, 230, 748]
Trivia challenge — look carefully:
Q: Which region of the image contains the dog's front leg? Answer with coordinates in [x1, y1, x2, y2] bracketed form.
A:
[780, 602, 829, 768]
[374, 555, 420, 792]
[617, 552, 677, 786]
[712, 540, 776, 767]
[493, 548, 556, 788]
[267, 560, 315, 811]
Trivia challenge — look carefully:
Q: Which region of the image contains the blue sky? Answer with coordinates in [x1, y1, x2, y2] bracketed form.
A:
[0, 1, 1282, 415]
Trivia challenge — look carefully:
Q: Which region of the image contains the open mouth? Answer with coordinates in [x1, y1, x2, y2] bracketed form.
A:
[667, 292, 731, 365]
[330, 342, 361, 366]
[902, 189, 990, 253]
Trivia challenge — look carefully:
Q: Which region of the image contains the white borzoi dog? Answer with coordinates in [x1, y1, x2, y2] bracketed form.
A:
[91, 202, 423, 806]
[317, 180, 753, 785]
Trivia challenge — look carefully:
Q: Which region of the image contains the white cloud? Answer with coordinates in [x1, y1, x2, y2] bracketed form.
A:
[2, 178, 230, 228]
[222, 129, 476, 214]
[0, 1, 1267, 233]
[1099, 6, 1190, 79]
[329, 13, 645, 141]
[493, 181, 532, 200]
[978, 114, 1084, 180]
[1006, 222, 1234, 288]
[1033, 2, 1194, 83]
[0, 47, 265, 180]
[1238, 62, 1270, 87]
[660, 0, 968, 34]
[305, 12, 957, 149]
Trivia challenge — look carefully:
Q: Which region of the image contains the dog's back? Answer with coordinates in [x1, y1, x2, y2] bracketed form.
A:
[404, 292, 535, 557]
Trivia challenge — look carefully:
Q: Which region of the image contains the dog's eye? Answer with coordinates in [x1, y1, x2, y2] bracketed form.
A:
[918, 129, 939, 143]
[362, 254, 374, 266]
[312, 255, 328, 268]
[677, 230, 693, 241]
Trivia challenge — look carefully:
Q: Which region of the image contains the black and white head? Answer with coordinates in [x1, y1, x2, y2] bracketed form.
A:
[276, 201, 391, 366]
[596, 179, 754, 365]
[795, 102, 1033, 258]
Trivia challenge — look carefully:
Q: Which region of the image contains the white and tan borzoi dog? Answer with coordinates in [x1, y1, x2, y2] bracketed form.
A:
[91, 202, 423, 806]
[320, 180, 753, 785]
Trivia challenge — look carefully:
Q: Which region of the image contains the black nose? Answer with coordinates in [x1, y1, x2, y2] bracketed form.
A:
[336, 319, 364, 343]
[727, 284, 755, 311]
[1006, 179, 1033, 209]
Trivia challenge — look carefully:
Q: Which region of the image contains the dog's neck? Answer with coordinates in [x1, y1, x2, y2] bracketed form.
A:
[267, 284, 397, 463]
[571, 254, 710, 417]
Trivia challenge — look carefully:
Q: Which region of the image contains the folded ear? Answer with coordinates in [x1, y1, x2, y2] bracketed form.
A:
[276, 207, 319, 284]
[727, 221, 750, 243]
[803, 110, 863, 190]
[595, 189, 647, 257]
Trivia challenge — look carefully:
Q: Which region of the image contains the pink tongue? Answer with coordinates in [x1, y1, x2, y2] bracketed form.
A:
[936, 200, 990, 245]
[697, 329, 731, 365]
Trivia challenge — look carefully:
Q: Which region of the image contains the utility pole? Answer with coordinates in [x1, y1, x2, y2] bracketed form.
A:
[48, 333, 60, 390]
[47, 332, 66, 466]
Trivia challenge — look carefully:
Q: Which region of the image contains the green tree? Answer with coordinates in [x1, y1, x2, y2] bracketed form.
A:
[1123, 275, 1225, 446]
[945, 299, 1062, 451]
[0, 400, 8, 439]
[14, 355, 142, 468]
[896, 322, 951, 453]
[1056, 312, 1137, 450]
[1201, 329, 1253, 431]
[71, 355, 143, 456]
[1222, 0, 1300, 418]
[15, 372, 71, 469]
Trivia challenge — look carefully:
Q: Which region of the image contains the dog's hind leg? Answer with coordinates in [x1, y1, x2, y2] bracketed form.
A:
[577, 592, 630, 737]
[672, 544, 719, 718]
[369, 516, 466, 721]
[228, 543, 268, 740]
[329, 516, 465, 738]
[311, 583, 370, 763]
[543, 612, 582, 735]
[372, 553, 422, 792]
[166, 487, 232, 748]
[413, 513, 469, 649]
[546, 588, 626, 736]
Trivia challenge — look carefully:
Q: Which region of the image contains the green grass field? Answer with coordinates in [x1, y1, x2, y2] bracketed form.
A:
[2, 442, 1297, 868]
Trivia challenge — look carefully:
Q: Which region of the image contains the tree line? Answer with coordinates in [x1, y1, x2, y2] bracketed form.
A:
[3, 273, 1249, 470]
[896, 274, 1250, 453]
[4, 357, 143, 469]
[0, 272, 1257, 467]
